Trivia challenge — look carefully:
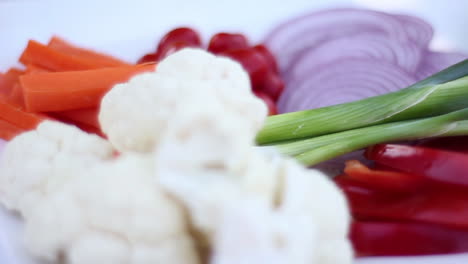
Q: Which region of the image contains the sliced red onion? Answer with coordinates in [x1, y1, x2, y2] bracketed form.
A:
[415, 50, 468, 81]
[278, 59, 416, 113]
[286, 34, 422, 81]
[394, 14, 434, 48]
[264, 8, 419, 72]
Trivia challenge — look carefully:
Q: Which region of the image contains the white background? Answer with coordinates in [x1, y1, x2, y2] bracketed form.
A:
[1, 0, 468, 263]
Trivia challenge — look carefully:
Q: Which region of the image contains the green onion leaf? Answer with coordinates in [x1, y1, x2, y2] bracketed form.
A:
[256, 60, 468, 145]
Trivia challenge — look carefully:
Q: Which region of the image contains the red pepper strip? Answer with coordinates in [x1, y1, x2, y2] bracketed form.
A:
[344, 160, 425, 192]
[334, 177, 468, 228]
[351, 221, 468, 256]
[366, 144, 468, 187]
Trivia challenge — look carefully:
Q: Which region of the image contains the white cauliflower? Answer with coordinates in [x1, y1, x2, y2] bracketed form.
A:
[0, 48, 353, 264]
[23, 154, 199, 264]
[0, 121, 114, 215]
[99, 48, 267, 153]
[154, 85, 352, 264]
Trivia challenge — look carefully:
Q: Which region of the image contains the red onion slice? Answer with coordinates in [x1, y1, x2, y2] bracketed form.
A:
[278, 59, 416, 113]
[415, 50, 468, 81]
[286, 34, 422, 81]
[264, 8, 415, 72]
[395, 14, 434, 48]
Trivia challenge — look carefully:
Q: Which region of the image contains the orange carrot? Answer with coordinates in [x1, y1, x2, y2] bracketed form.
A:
[48, 36, 129, 67]
[8, 82, 25, 107]
[0, 96, 48, 130]
[20, 40, 122, 71]
[25, 64, 49, 74]
[53, 107, 100, 128]
[0, 119, 25, 140]
[21, 63, 156, 112]
[0, 68, 25, 96]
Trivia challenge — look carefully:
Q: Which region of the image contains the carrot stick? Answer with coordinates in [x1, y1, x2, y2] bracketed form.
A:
[0, 96, 48, 130]
[53, 107, 99, 128]
[0, 119, 25, 140]
[21, 63, 156, 112]
[25, 64, 49, 74]
[48, 36, 129, 67]
[20, 40, 121, 71]
[8, 82, 25, 107]
[0, 68, 25, 96]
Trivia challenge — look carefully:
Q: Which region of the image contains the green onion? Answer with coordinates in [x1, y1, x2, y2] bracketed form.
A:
[256, 59, 468, 145]
[276, 108, 468, 166]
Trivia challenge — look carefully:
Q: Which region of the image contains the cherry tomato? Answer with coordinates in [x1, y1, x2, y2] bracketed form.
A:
[221, 48, 270, 87]
[137, 53, 158, 64]
[256, 72, 284, 101]
[157, 27, 201, 54]
[254, 90, 278, 116]
[208, 33, 249, 54]
[253, 44, 279, 73]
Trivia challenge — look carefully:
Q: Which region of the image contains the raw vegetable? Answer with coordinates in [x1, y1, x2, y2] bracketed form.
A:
[0, 68, 24, 96]
[99, 48, 267, 153]
[20, 40, 125, 71]
[207, 33, 249, 54]
[0, 49, 352, 264]
[257, 60, 468, 145]
[270, 104, 468, 165]
[21, 63, 156, 112]
[54, 108, 100, 129]
[366, 144, 468, 188]
[0, 96, 49, 131]
[0, 120, 25, 141]
[138, 27, 285, 114]
[351, 221, 468, 256]
[335, 176, 468, 229]
[343, 160, 424, 192]
[263, 8, 467, 114]
[47, 36, 129, 67]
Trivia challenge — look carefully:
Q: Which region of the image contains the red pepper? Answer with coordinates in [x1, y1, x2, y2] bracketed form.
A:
[343, 160, 425, 192]
[351, 221, 468, 256]
[365, 144, 468, 187]
[334, 177, 468, 228]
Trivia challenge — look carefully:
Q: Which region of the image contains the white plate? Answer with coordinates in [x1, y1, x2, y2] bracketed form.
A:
[1, 0, 468, 263]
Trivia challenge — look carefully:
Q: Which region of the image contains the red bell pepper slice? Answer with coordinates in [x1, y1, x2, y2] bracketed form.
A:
[343, 160, 425, 192]
[334, 177, 468, 228]
[366, 144, 468, 187]
[351, 221, 468, 256]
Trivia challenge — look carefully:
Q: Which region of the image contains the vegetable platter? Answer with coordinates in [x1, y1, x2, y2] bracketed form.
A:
[2, 0, 468, 264]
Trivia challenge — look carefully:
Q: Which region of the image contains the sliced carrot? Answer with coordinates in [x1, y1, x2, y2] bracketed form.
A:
[0, 119, 25, 140]
[21, 63, 156, 112]
[8, 82, 25, 107]
[0, 68, 25, 96]
[25, 64, 49, 74]
[0, 96, 47, 130]
[53, 107, 99, 128]
[20, 40, 122, 71]
[48, 36, 129, 67]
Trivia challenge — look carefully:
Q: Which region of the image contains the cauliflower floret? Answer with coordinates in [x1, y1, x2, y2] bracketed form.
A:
[24, 154, 199, 264]
[155, 91, 352, 264]
[0, 121, 114, 214]
[211, 199, 317, 264]
[99, 48, 267, 153]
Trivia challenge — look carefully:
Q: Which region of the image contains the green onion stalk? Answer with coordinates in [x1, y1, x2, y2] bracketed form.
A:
[255, 59, 468, 166]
